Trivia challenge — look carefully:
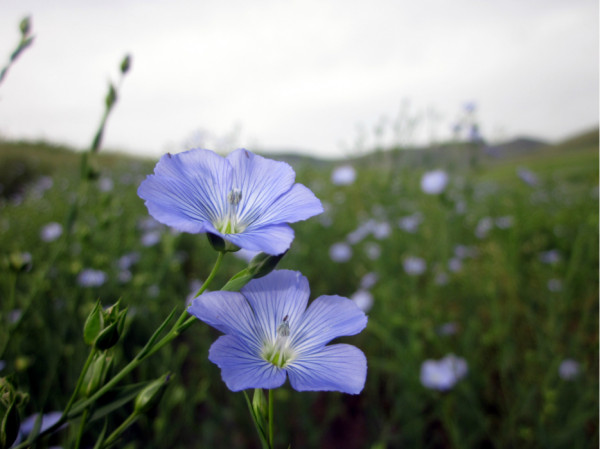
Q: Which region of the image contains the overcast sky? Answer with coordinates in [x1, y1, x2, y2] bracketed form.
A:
[0, 0, 598, 158]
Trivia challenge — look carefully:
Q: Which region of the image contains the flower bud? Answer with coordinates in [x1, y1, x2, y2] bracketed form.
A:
[120, 54, 131, 74]
[134, 373, 171, 415]
[19, 17, 31, 37]
[94, 308, 126, 351]
[83, 353, 111, 397]
[83, 301, 104, 345]
[248, 251, 287, 279]
[250, 388, 267, 441]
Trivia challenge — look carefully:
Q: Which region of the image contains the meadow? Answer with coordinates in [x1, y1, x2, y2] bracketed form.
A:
[0, 127, 598, 448]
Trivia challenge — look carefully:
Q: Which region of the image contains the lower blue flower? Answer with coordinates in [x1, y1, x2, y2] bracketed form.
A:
[188, 270, 368, 394]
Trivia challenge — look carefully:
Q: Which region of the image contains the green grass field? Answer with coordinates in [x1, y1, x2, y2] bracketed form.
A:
[0, 130, 597, 448]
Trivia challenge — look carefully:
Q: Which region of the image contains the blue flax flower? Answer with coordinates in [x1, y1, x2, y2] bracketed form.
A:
[138, 148, 323, 255]
[188, 270, 368, 394]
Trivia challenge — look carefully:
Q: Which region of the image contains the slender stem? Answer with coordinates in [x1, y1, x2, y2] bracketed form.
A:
[14, 251, 227, 448]
[63, 348, 96, 417]
[73, 408, 90, 449]
[103, 412, 139, 447]
[194, 251, 224, 298]
[268, 389, 274, 449]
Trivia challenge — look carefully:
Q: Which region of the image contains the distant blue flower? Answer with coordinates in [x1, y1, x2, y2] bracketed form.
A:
[329, 242, 352, 262]
[40, 222, 63, 242]
[188, 270, 368, 394]
[138, 148, 323, 255]
[77, 269, 107, 287]
[331, 165, 356, 185]
[558, 358, 580, 380]
[403, 256, 426, 276]
[420, 354, 468, 391]
[420, 170, 449, 195]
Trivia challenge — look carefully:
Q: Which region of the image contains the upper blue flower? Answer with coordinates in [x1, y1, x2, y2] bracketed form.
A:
[188, 270, 368, 394]
[138, 148, 323, 255]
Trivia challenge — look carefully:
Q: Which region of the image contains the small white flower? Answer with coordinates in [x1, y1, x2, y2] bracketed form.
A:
[420, 170, 449, 195]
[331, 165, 356, 186]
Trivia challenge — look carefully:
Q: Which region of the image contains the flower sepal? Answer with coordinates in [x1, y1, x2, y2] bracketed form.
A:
[207, 233, 240, 254]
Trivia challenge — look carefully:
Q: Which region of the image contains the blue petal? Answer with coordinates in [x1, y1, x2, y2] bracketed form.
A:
[241, 270, 310, 344]
[224, 223, 294, 255]
[226, 149, 296, 226]
[286, 344, 367, 394]
[138, 149, 232, 232]
[252, 183, 323, 227]
[291, 295, 367, 353]
[209, 335, 287, 391]
[188, 290, 262, 353]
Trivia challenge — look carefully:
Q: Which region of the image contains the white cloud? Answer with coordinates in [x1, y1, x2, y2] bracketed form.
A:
[0, 0, 597, 158]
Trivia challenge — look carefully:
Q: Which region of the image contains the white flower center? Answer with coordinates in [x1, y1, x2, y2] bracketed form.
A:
[262, 316, 296, 368]
[217, 188, 246, 234]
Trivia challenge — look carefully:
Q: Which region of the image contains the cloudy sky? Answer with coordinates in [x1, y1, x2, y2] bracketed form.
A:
[0, 0, 597, 158]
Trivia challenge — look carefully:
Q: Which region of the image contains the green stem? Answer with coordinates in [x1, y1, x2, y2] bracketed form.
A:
[14, 252, 226, 448]
[195, 251, 224, 298]
[63, 348, 96, 417]
[103, 412, 139, 447]
[73, 408, 90, 449]
[268, 389, 274, 449]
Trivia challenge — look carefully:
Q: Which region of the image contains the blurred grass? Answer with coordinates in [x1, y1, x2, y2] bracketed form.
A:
[0, 130, 597, 448]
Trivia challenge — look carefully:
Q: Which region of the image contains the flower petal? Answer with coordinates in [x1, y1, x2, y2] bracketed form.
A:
[226, 149, 296, 226]
[188, 290, 262, 352]
[286, 344, 367, 394]
[292, 295, 367, 353]
[240, 270, 310, 344]
[209, 335, 287, 391]
[138, 149, 232, 232]
[224, 223, 294, 255]
[251, 183, 323, 228]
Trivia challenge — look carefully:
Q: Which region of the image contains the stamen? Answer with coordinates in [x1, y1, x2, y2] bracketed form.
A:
[263, 314, 295, 368]
[227, 188, 242, 206]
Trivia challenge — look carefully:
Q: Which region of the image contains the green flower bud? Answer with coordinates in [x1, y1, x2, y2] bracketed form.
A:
[19, 17, 31, 37]
[83, 301, 104, 345]
[83, 353, 111, 398]
[120, 54, 131, 74]
[134, 373, 171, 415]
[105, 83, 117, 109]
[251, 388, 268, 441]
[248, 251, 287, 279]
